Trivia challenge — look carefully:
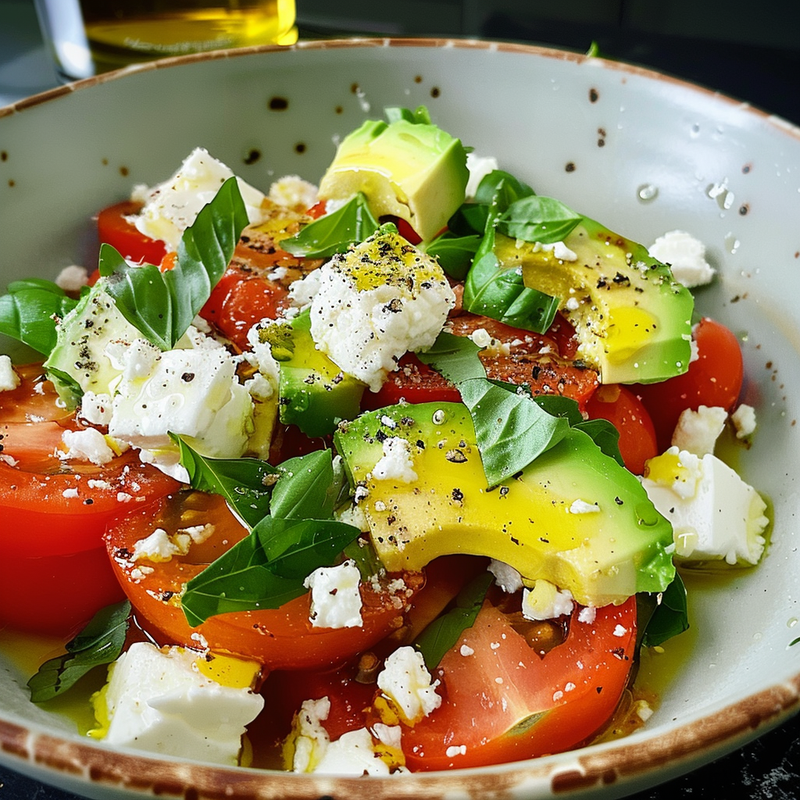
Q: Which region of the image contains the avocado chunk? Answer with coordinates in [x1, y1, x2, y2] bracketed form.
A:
[44, 279, 143, 401]
[252, 309, 366, 437]
[335, 402, 675, 607]
[493, 216, 694, 384]
[318, 117, 469, 242]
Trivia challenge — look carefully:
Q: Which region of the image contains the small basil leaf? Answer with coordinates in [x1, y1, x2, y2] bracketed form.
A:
[172, 435, 278, 528]
[384, 105, 432, 124]
[474, 170, 535, 206]
[0, 283, 80, 356]
[573, 418, 625, 466]
[100, 177, 248, 350]
[422, 232, 481, 280]
[27, 601, 130, 703]
[280, 193, 379, 258]
[414, 572, 493, 670]
[256, 516, 362, 579]
[344, 537, 383, 580]
[638, 574, 690, 648]
[448, 202, 491, 236]
[497, 195, 583, 244]
[270, 449, 343, 521]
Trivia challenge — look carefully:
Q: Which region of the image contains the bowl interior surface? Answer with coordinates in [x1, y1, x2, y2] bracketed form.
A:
[1, 38, 799, 800]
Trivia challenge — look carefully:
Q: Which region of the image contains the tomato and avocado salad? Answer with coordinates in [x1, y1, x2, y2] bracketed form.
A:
[0, 106, 766, 774]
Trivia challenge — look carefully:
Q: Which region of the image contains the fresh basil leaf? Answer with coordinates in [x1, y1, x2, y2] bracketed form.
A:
[423, 232, 481, 280]
[270, 449, 344, 521]
[573, 418, 625, 466]
[0, 282, 80, 356]
[638, 574, 690, 648]
[256, 516, 362, 580]
[414, 572, 492, 670]
[418, 332, 569, 486]
[532, 394, 586, 426]
[99, 176, 248, 350]
[27, 601, 130, 703]
[385, 105, 432, 125]
[448, 202, 491, 236]
[474, 170, 535, 206]
[497, 195, 583, 244]
[46, 366, 84, 408]
[172, 435, 277, 528]
[344, 536, 383, 580]
[280, 193, 380, 258]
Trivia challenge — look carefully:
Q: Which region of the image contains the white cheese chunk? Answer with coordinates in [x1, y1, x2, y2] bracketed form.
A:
[371, 436, 418, 483]
[465, 152, 499, 199]
[313, 728, 392, 775]
[130, 148, 268, 250]
[642, 447, 768, 565]
[522, 580, 574, 621]
[376, 646, 441, 723]
[0, 355, 20, 392]
[648, 230, 715, 288]
[671, 405, 728, 456]
[95, 643, 263, 766]
[54, 264, 89, 292]
[61, 428, 116, 466]
[79, 391, 114, 426]
[731, 403, 757, 439]
[269, 175, 318, 210]
[487, 559, 524, 593]
[303, 560, 363, 629]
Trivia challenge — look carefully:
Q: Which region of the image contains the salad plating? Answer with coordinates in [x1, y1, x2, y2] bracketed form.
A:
[0, 107, 768, 773]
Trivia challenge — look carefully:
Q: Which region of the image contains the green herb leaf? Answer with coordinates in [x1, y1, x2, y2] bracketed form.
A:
[573, 418, 625, 466]
[497, 196, 583, 244]
[417, 332, 569, 485]
[172, 435, 278, 528]
[422, 232, 481, 280]
[0, 281, 80, 356]
[27, 601, 130, 702]
[99, 176, 248, 350]
[270, 449, 345, 521]
[384, 105, 432, 124]
[280, 193, 379, 258]
[638, 574, 690, 648]
[474, 169, 535, 206]
[414, 572, 492, 670]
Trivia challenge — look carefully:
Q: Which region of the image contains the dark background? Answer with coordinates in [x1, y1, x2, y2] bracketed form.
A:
[1, 0, 799, 798]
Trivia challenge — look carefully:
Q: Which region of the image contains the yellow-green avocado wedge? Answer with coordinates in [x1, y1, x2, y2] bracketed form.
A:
[335, 402, 675, 608]
[318, 118, 469, 242]
[494, 216, 694, 385]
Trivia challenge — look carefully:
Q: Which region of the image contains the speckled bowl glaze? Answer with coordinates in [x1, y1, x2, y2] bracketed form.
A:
[1, 38, 799, 800]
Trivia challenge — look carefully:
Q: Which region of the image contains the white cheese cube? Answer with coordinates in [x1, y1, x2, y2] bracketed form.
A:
[61, 428, 116, 466]
[95, 643, 263, 766]
[642, 447, 768, 565]
[671, 405, 728, 456]
[0, 355, 20, 392]
[522, 580, 574, 621]
[376, 646, 441, 723]
[130, 148, 269, 251]
[465, 152, 498, 199]
[731, 403, 757, 439]
[371, 436, 418, 483]
[303, 560, 363, 629]
[487, 559, 524, 593]
[648, 230, 715, 288]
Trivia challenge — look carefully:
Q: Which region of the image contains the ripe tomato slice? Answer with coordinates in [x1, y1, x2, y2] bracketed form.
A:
[96, 200, 167, 265]
[402, 596, 637, 770]
[0, 364, 179, 634]
[633, 317, 744, 452]
[585, 384, 658, 474]
[104, 490, 424, 670]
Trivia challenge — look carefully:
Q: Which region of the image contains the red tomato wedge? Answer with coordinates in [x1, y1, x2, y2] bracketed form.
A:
[96, 200, 167, 265]
[402, 597, 637, 770]
[104, 490, 424, 670]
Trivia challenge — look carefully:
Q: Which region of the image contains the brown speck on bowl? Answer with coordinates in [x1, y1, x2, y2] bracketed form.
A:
[269, 96, 289, 111]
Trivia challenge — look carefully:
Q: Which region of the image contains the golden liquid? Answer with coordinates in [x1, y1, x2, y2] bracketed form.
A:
[38, 0, 297, 78]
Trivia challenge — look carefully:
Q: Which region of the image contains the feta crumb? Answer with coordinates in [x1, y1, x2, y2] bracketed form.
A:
[731, 404, 757, 439]
[371, 436, 418, 483]
[377, 646, 442, 723]
[313, 728, 392, 776]
[459, 644, 475, 657]
[446, 744, 468, 758]
[269, 175, 318, 210]
[648, 230, 715, 288]
[522, 580, 574, 621]
[613, 624, 628, 637]
[578, 606, 597, 624]
[569, 499, 601, 514]
[487, 559, 524, 593]
[672, 405, 728, 456]
[0, 355, 20, 392]
[531, 240, 578, 262]
[62, 487, 79, 499]
[303, 560, 363, 629]
[132, 528, 191, 563]
[80, 391, 114, 426]
[54, 264, 89, 292]
[61, 428, 116, 465]
[465, 152, 499, 199]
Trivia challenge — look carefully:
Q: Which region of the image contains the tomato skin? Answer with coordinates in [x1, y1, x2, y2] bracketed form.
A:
[633, 318, 744, 452]
[402, 597, 637, 771]
[585, 385, 658, 474]
[96, 201, 167, 265]
[105, 491, 423, 670]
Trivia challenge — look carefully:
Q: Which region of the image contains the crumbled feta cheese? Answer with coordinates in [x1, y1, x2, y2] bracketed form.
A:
[54, 264, 89, 292]
[578, 606, 597, 624]
[61, 428, 116, 465]
[303, 560, 363, 629]
[371, 436, 418, 483]
[487, 559, 524, 593]
[0, 355, 20, 392]
[446, 744, 468, 758]
[306, 229, 455, 391]
[79, 390, 114, 426]
[313, 728, 392, 775]
[377, 646, 442, 723]
[131, 528, 191, 563]
[269, 175, 318, 210]
[288, 697, 331, 773]
[129, 148, 269, 250]
[528, 240, 578, 262]
[93, 642, 263, 766]
[569, 499, 601, 514]
[459, 644, 475, 657]
[465, 152, 498, 199]
[671, 405, 728, 456]
[731, 404, 757, 439]
[642, 447, 769, 565]
[648, 230, 715, 288]
[522, 580, 574, 621]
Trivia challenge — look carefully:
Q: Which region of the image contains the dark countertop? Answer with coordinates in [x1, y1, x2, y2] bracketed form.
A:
[1, 1, 798, 798]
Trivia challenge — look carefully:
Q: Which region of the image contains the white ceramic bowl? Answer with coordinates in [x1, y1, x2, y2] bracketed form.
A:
[1, 38, 799, 800]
